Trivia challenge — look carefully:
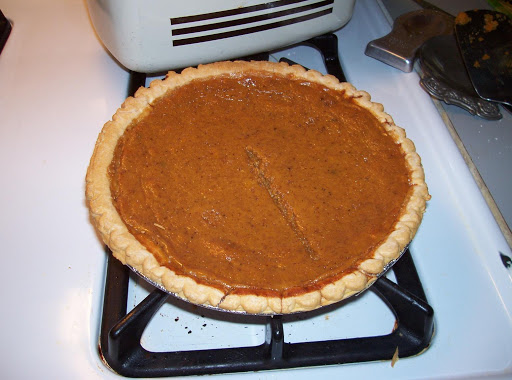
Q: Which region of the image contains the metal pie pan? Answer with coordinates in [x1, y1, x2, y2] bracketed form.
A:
[125, 244, 410, 316]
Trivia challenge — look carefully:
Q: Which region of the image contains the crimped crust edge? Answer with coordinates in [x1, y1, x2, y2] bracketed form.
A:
[85, 60, 430, 314]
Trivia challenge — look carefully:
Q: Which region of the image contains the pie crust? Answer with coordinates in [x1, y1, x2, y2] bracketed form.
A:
[86, 60, 430, 314]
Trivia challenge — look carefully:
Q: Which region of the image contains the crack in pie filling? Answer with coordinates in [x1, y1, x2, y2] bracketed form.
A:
[86, 61, 430, 314]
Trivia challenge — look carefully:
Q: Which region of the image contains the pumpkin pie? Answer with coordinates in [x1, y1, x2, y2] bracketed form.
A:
[86, 61, 430, 314]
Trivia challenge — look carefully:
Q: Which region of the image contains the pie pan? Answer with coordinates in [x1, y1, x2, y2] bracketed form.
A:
[86, 61, 430, 315]
[123, 243, 410, 316]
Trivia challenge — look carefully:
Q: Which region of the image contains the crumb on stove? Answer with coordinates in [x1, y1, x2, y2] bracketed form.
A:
[482, 53, 490, 60]
[474, 60, 481, 68]
[391, 347, 399, 367]
[455, 12, 471, 25]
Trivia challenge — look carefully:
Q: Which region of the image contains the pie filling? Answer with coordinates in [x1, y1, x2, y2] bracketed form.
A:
[108, 71, 411, 297]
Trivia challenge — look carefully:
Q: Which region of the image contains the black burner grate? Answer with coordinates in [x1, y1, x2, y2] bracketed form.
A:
[98, 34, 434, 377]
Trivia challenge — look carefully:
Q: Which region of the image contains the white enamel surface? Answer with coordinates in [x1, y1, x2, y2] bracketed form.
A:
[0, 0, 511, 378]
[0, 0, 128, 377]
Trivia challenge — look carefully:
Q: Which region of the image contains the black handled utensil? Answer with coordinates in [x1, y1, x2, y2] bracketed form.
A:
[418, 34, 502, 120]
[455, 10, 512, 107]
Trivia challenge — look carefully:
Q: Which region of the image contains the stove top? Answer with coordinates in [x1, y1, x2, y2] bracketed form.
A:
[100, 2, 512, 376]
[98, 37, 434, 376]
[101, 248, 433, 377]
[1, 0, 511, 378]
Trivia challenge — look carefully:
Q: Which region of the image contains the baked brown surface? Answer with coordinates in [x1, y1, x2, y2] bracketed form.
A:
[86, 61, 430, 314]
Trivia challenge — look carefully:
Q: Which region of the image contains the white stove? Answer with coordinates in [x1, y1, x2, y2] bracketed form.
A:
[1, 0, 511, 378]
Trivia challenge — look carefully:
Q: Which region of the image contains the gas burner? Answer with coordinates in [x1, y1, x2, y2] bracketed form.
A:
[98, 34, 434, 377]
[100, 248, 433, 377]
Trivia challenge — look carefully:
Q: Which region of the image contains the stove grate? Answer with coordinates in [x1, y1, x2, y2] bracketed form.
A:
[98, 34, 434, 377]
[100, 249, 433, 377]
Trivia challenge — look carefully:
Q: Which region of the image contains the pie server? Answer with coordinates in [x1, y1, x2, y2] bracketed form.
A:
[364, 9, 453, 72]
[455, 10, 512, 108]
[418, 34, 502, 120]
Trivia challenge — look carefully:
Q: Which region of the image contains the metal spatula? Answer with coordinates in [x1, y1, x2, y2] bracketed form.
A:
[455, 10, 512, 107]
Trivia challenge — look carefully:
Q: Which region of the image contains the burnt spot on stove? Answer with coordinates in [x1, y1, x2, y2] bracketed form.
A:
[500, 252, 512, 268]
